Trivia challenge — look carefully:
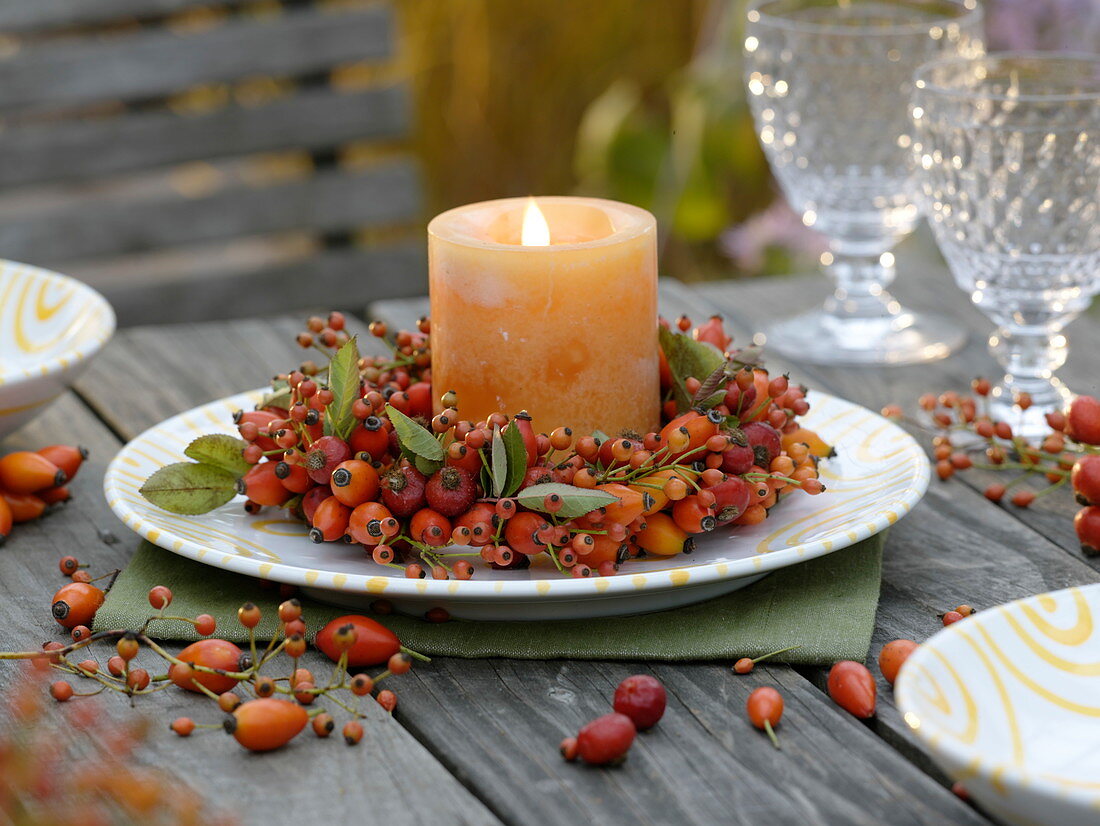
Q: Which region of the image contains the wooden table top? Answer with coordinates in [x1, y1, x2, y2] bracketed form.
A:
[3, 258, 1098, 826]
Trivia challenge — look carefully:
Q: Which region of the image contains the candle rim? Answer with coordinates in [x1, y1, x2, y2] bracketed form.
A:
[428, 196, 656, 251]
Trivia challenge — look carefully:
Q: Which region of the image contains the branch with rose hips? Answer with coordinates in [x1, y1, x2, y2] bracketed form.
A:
[882, 383, 1100, 555]
[6, 569, 425, 754]
[139, 312, 832, 582]
[0, 667, 235, 826]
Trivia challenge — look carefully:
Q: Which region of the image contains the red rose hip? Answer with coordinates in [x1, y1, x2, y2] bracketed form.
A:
[1072, 455, 1100, 506]
[576, 712, 636, 766]
[612, 674, 667, 730]
[827, 660, 877, 718]
[1075, 505, 1100, 556]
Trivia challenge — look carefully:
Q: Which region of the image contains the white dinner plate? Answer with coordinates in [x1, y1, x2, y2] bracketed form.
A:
[896, 583, 1100, 826]
[105, 389, 928, 619]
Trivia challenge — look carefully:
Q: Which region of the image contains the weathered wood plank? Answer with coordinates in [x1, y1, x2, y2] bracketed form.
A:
[1, 371, 501, 826]
[0, 85, 409, 188]
[390, 658, 984, 826]
[0, 160, 421, 264]
[0, 4, 392, 112]
[0, 0, 253, 32]
[81, 241, 427, 327]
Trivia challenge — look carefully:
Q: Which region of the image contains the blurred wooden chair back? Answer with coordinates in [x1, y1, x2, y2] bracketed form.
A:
[0, 0, 425, 325]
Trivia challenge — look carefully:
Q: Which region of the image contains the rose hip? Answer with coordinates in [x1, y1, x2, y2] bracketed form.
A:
[1066, 396, 1100, 445]
[381, 464, 427, 517]
[304, 436, 351, 485]
[746, 686, 784, 748]
[827, 660, 876, 718]
[1075, 505, 1100, 556]
[612, 674, 666, 730]
[575, 713, 636, 766]
[425, 466, 477, 517]
[1072, 455, 1100, 506]
[742, 422, 782, 469]
[878, 640, 918, 686]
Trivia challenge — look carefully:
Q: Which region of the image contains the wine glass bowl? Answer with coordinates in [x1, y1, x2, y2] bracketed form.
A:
[744, 0, 984, 364]
[912, 53, 1100, 435]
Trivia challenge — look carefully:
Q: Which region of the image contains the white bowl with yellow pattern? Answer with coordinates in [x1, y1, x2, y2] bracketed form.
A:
[896, 584, 1100, 826]
[105, 388, 928, 619]
[0, 261, 115, 439]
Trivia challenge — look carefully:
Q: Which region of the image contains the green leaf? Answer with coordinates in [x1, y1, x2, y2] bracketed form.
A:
[696, 391, 726, 411]
[501, 423, 528, 497]
[516, 483, 619, 519]
[659, 326, 725, 413]
[591, 429, 610, 444]
[479, 460, 494, 496]
[386, 404, 444, 463]
[183, 434, 251, 477]
[140, 462, 238, 515]
[323, 338, 361, 441]
[415, 454, 443, 477]
[261, 379, 292, 412]
[491, 426, 507, 497]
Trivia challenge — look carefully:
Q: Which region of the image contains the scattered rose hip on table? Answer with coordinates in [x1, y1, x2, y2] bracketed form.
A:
[732, 644, 802, 675]
[612, 674, 667, 730]
[169, 639, 246, 695]
[576, 713, 637, 766]
[316, 614, 401, 667]
[225, 698, 308, 752]
[878, 640, 918, 686]
[746, 686, 784, 749]
[827, 661, 876, 719]
[51, 582, 105, 629]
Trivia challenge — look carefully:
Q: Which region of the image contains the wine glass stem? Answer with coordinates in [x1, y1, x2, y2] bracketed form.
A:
[988, 326, 1071, 411]
[822, 252, 901, 321]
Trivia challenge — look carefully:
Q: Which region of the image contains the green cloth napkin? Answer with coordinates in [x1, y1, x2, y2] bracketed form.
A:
[95, 533, 884, 664]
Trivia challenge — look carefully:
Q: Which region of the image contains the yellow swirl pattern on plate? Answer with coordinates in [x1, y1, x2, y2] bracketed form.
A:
[897, 583, 1100, 826]
[0, 261, 116, 438]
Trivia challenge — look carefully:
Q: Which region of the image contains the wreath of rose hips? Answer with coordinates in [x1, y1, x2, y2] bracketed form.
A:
[142, 311, 830, 580]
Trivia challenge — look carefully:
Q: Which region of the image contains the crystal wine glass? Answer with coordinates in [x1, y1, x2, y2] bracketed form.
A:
[744, 0, 984, 364]
[912, 53, 1100, 436]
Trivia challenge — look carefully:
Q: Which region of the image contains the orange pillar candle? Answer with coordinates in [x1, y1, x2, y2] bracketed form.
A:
[428, 196, 659, 436]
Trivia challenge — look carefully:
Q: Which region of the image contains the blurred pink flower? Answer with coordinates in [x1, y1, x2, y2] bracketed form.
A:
[985, 0, 1100, 51]
[718, 200, 827, 274]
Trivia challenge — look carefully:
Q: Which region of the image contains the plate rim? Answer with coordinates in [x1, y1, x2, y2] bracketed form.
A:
[105, 388, 929, 602]
[895, 581, 1100, 809]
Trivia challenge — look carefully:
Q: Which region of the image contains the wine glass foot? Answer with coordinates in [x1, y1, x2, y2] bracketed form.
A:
[760, 307, 966, 366]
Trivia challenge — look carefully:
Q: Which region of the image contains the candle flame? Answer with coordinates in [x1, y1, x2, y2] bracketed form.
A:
[521, 197, 551, 246]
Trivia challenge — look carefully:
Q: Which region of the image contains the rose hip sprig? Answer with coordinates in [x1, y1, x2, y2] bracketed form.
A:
[886, 383, 1100, 556]
[2, 577, 424, 754]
